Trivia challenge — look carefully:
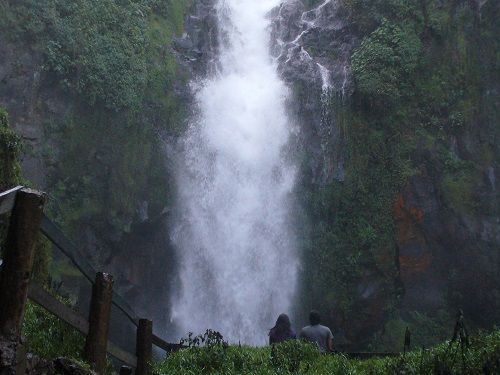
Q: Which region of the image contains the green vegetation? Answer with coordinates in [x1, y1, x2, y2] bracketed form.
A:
[153, 330, 500, 374]
[0, 0, 189, 243]
[22, 301, 84, 361]
[22, 300, 114, 373]
[0, 0, 190, 114]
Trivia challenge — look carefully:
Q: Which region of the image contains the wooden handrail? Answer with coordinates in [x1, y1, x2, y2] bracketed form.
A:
[152, 334, 186, 353]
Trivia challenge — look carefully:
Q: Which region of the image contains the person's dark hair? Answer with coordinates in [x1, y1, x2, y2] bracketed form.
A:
[270, 313, 291, 335]
[309, 310, 321, 325]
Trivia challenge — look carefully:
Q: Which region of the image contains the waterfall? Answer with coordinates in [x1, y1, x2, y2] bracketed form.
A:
[170, 0, 298, 345]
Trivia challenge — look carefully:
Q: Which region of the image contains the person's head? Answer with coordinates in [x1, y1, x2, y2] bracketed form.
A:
[272, 313, 291, 333]
[309, 310, 321, 325]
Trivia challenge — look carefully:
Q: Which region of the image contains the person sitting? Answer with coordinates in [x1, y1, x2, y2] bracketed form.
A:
[269, 313, 296, 344]
[299, 310, 334, 352]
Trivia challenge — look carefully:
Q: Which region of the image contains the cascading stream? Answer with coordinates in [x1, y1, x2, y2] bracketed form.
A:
[170, 0, 298, 345]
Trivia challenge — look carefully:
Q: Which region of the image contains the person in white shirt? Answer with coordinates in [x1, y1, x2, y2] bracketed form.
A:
[299, 310, 334, 352]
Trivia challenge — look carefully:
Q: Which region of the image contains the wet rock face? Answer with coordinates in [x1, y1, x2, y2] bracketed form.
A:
[269, 0, 357, 185]
[271, 0, 355, 96]
[173, 0, 220, 77]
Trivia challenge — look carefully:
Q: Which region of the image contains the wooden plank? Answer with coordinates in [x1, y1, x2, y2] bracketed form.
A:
[152, 335, 186, 353]
[28, 283, 89, 335]
[0, 186, 23, 215]
[28, 282, 137, 368]
[40, 214, 140, 327]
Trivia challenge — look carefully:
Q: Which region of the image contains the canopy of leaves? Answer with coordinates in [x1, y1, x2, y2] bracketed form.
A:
[352, 19, 422, 104]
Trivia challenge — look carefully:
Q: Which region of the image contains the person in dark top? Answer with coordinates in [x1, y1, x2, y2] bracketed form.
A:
[269, 313, 296, 344]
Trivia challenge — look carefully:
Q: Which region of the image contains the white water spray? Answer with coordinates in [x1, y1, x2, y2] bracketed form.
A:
[170, 0, 298, 345]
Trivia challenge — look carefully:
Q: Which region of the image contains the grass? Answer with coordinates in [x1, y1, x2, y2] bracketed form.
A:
[153, 330, 500, 375]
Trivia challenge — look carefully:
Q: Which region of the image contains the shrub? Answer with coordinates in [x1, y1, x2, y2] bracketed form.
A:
[352, 19, 422, 105]
[22, 300, 84, 360]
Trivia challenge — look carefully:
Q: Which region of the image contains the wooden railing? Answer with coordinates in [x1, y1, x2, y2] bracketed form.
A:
[0, 186, 183, 374]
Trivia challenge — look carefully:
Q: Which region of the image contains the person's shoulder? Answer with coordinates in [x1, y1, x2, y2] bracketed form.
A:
[320, 325, 333, 336]
[299, 326, 310, 335]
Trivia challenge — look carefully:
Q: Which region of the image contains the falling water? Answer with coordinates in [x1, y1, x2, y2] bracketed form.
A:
[170, 0, 298, 345]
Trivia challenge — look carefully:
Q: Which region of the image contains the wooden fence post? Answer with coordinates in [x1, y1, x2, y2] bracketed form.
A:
[136, 319, 152, 375]
[0, 188, 45, 374]
[0, 188, 45, 338]
[84, 272, 113, 373]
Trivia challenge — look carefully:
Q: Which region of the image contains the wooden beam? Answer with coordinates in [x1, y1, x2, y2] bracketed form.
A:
[0, 188, 45, 338]
[136, 319, 152, 375]
[27, 283, 89, 335]
[84, 273, 113, 374]
[0, 186, 23, 216]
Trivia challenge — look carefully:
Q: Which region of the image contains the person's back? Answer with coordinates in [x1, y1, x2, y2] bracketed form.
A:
[299, 311, 333, 352]
[269, 313, 296, 344]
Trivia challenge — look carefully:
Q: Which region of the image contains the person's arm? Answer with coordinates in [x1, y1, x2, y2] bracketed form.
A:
[328, 336, 334, 352]
[327, 329, 334, 352]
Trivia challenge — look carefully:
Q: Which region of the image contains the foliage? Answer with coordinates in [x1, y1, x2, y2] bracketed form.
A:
[43, 0, 150, 111]
[351, 19, 422, 104]
[153, 338, 320, 375]
[0, 0, 189, 251]
[153, 330, 500, 374]
[22, 300, 85, 360]
[22, 299, 115, 374]
[1, 0, 190, 114]
[2, 0, 147, 111]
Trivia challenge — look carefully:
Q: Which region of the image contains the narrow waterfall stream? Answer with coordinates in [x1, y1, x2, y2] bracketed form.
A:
[170, 0, 298, 345]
